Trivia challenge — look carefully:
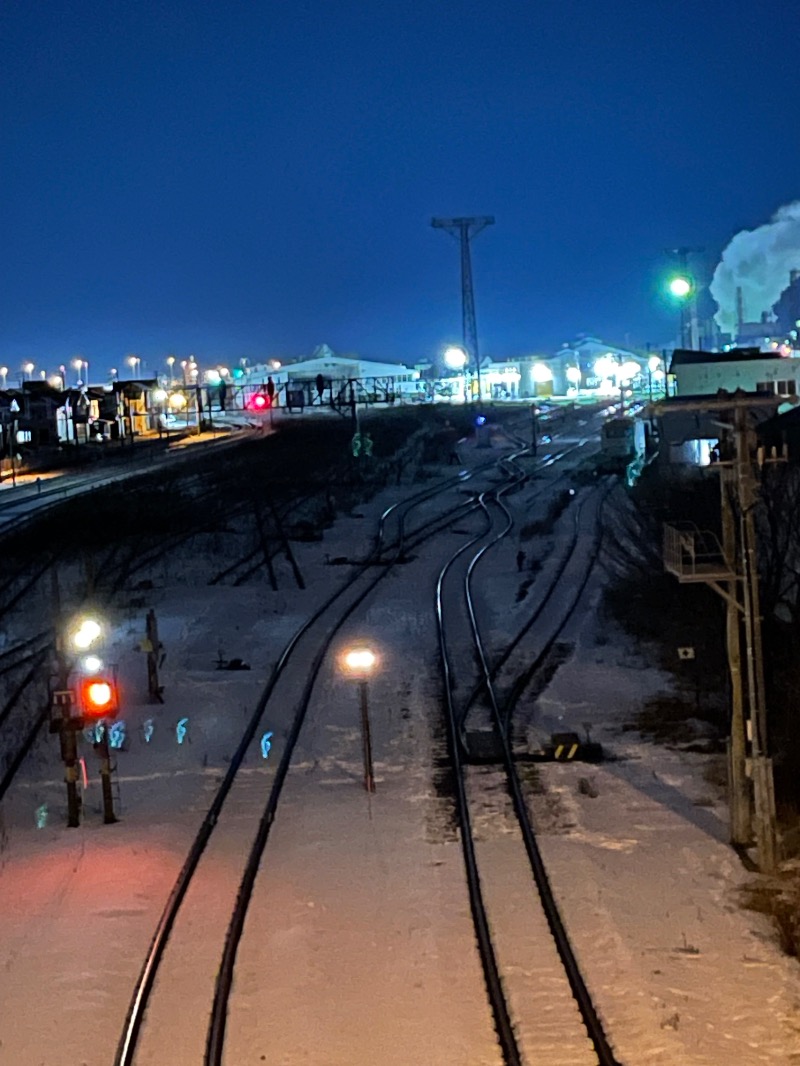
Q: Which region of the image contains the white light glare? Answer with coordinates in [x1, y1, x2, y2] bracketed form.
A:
[342, 647, 377, 675]
[70, 618, 102, 650]
[444, 347, 467, 369]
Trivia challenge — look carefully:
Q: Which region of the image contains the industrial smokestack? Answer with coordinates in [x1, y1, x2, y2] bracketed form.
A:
[736, 286, 745, 333]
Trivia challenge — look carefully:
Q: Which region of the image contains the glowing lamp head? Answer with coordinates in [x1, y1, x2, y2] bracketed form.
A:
[669, 276, 692, 298]
[531, 362, 553, 384]
[342, 647, 377, 677]
[70, 618, 103, 650]
[444, 346, 467, 369]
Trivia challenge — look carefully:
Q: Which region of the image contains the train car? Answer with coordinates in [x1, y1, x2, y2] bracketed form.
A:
[598, 415, 646, 474]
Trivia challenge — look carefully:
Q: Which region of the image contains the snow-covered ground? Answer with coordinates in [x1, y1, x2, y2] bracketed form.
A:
[1, 436, 799, 1065]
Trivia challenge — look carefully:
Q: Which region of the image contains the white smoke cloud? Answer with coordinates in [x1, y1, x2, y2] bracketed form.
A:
[710, 201, 800, 334]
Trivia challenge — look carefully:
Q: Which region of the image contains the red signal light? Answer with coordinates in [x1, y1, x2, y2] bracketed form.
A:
[80, 677, 118, 719]
[247, 393, 271, 411]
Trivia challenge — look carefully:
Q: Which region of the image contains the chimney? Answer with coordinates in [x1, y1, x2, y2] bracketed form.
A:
[736, 286, 745, 334]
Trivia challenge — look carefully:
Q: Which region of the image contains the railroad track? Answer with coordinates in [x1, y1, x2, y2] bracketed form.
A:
[112, 449, 518, 1066]
[435, 455, 621, 1063]
[0, 405, 610, 1064]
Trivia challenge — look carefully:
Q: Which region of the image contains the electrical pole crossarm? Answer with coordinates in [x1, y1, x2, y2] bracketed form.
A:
[432, 215, 495, 234]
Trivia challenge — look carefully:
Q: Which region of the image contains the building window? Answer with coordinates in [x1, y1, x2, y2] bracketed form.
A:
[756, 381, 775, 393]
[778, 380, 797, 396]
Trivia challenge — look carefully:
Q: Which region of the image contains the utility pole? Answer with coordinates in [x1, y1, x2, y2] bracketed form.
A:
[432, 215, 494, 404]
[719, 460, 751, 843]
[662, 394, 779, 870]
[733, 405, 777, 870]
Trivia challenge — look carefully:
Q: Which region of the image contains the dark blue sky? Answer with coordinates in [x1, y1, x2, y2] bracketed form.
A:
[2, 0, 798, 377]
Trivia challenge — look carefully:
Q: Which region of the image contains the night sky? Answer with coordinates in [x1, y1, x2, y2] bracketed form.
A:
[2, 0, 798, 377]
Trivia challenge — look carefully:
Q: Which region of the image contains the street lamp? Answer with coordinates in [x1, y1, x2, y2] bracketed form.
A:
[531, 361, 553, 397]
[0, 366, 7, 389]
[566, 365, 582, 396]
[72, 358, 85, 385]
[444, 346, 468, 403]
[668, 274, 699, 349]
[58, 364, 67, 390]
[166, 356, 175, 384]
[127, 355, 140, 377]
[648, 354, 663, 401]
[340, 645, 378, 793]
[180, 360, 188, 385]
[22, 362, 34, 382]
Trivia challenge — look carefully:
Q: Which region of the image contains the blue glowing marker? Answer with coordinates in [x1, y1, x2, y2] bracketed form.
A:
[35, 804, 48, 829]
[260, 731, 274, 759]
[176, 717, 189, 745]
[143, 718, 154, 743]
[109, 721, 126, 750]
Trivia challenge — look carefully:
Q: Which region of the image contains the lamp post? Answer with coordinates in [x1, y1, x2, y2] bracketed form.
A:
[565, 365, 581, 398]
[618, 360, 641, 414]
[7, 398, 20, 486]
[0, 366, 7, 390]
[531, 361, 553, 398]
[127, 355, 140, 377]
[669, 274, 699, 350]
[341, 646, 378, 793]
[72, 358, 85, 385]
[166, 356, 175, 385]
[648, 355, 663, 401]
[444, 346, 468, 403]
[22, 362, 34, 382]
[180, 360, 188, 385]
[58, 365, 67, 390]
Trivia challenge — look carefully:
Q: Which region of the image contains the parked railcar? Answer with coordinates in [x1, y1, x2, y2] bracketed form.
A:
[598, 415, 646, 474]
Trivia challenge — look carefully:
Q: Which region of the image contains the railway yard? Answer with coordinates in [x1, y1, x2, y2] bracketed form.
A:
[0, 406, 798, 1065]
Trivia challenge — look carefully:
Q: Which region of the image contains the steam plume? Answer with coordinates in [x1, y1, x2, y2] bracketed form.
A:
[710, 201, 800, 334]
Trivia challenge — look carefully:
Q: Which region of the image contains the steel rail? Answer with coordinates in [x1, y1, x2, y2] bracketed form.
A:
[465, 484, 622, 1065]
[435, 488, 524, 1066]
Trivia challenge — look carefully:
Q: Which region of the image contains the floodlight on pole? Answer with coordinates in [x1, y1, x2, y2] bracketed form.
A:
[432, 215, 494, 404]
[444, 346, 467, 369]
[669, 276, 692, 299]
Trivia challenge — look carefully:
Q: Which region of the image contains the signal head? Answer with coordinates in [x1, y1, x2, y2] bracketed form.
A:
[80, 677, 119, 719]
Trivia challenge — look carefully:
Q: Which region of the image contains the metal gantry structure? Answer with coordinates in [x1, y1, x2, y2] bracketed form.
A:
[432, 215, 494, 403]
